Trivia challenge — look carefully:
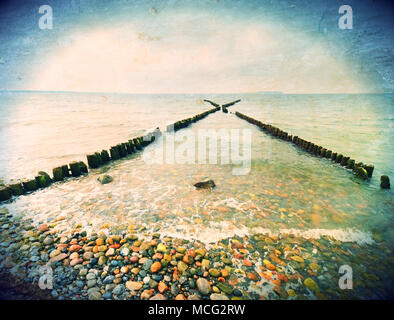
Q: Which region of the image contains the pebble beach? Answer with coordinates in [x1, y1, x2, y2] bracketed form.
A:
[1, 204, 393, 300]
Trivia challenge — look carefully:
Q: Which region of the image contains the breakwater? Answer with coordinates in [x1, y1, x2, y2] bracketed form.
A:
[0, 106, 221, 203]
[235, 111, 390, 188]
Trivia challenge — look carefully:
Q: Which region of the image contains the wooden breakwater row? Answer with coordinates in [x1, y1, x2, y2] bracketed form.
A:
[0, 128, 161, 203]
[235, 111, 391, 189]
[166, 106, 221, 132]
[0, 106, 222, 203]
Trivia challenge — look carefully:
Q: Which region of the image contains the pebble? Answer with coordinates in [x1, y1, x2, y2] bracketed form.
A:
[150, 294, 166, 300]
[83, 252, 94, 260]
[126, 281, 143, 291]
[113, 284, 125, 295]
[70, 258, 83, 267]
[49, 249, 61, 258]
[43, 236, 54, 245]
[150, 261, 161, 273]
[86, 273, 96, 281]
[196, 278, 211, 295]
[103, 275, 115, 284]
[210, 293, 229, 300]
[143, 276, 151, 284]
[88, 289, 102, 300]
[141, 289, 154, 299]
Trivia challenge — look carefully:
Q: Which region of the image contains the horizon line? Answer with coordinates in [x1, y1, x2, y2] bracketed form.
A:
[0, 89, 392, 95]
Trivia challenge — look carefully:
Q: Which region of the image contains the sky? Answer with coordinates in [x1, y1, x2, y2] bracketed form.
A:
[0, 0, 393, 94]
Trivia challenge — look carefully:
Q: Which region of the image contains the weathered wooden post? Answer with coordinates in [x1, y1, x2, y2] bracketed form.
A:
[69, 161, 82, 177]
[9, 182, 24, 196]
[22, 179, 39, 192]
[340, 156, 350, 166]
[380, 175, 390, 189]
[133, 138, 142, 150]
[100, 150, 110, 163]
[53, 167, 65, 182]
[331, 153, 337, 161]
[61, 165, 70, 177]
[355, 165, 368, 180]
[110, 146, 120, 160]
[346, 159, 355, 170]
[363, 164, 374, 178]
[36, 171, 51, 188]
[0, 186, 12, 201]
[87, 154, 100, 169]
[79, 161, 88, 174]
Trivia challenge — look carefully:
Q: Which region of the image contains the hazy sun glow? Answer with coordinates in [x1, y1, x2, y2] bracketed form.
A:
[30, 14, 366, 94]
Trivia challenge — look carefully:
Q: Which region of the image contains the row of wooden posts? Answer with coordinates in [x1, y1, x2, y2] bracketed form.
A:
[235, 111, 391, 189]
[0, 106, 221, 203]
[166, 106, 221, 132]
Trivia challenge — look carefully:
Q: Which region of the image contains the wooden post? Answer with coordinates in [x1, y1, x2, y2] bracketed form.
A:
[69, 161, 82, 177]
[53, 167, 65, 182]
[0, 186, 12, 201]
[22, 179, 38, 192]
[346, 159, 355, 170]
[380, 175, 390, 189]
[79, 161, 88, 174]
[61, 165, 70, 177]
[9, 182, 24, 196]
[363, 164, 374, 178]
[110, 146, 120, 160]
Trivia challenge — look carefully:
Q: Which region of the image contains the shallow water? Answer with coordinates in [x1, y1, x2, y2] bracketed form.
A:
[0, 91, 393, 299]
[0, 92, 392, 244]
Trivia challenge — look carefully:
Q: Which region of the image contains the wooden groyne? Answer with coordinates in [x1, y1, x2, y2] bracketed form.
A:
[235, 111, 390, 188]
[0, 106, 221, 203]
[166, 106, 220, 132]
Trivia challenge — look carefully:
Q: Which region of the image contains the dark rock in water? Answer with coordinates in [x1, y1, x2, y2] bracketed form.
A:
[222, 107, 228, 113]
[194, 180, 215, 189]
[98, 175, 113, 185]
[0, 186, 12, 201]
[53, 167, 65, 182]
[380, 175, 390, 189]
[9, 182, 24, 196]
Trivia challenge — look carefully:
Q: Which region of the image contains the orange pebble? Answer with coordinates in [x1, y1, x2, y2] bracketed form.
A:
[243, 259, 253, 267]
[272, 279, 281, 287]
